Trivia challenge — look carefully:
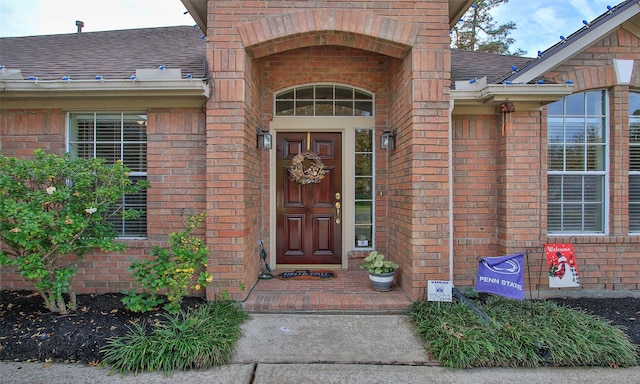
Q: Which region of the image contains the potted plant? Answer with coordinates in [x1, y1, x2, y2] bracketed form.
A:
[359, 250, 399, 291]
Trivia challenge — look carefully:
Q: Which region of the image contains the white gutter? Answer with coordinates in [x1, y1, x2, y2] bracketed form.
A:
[451, 83, 574, 104]
[448, 98, 455, 283]
[0, 79, 210, 98]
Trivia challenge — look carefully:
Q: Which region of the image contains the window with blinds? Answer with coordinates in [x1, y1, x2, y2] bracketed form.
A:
[547, 91, 607, 234]
[630, 92, 640, 234]
[68, 113, 148, 237]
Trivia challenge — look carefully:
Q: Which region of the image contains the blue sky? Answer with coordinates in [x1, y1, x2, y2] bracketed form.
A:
[492, 0, 619, 56]
[0, 0, 624, 57]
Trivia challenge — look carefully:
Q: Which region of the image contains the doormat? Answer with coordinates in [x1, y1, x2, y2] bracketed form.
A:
[276, 270, 337, 280]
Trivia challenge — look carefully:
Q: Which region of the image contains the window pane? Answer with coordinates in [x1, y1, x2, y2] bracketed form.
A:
[315, 85, 333, 100]
[355, 201, 372, 224]
[354, 101, 373, 116]
[583, 203, 603, 232]
[355, 225, 373, 248]
[123, 143, 147, 172]
[630, 175, 640, 232]
[315, 100, 333, 116]
[547, 99, 563, 116]
[565, 118, 584, 143]
[276, 100, 295, 116]
[335, 100, 354, 116]
[354, 89, 373, 100]
[276, 89, 295, 99]
[631, 144, 640, 172]
[547, 144, 564, 171]
[547, 175, 562, 202]
[562, 175, 583, 202]
[355, 154, 372, 175]
[631, 121, 640, 143]
[565, 93, 585, 115]
[586, 118, 604, 143]
[96, 142, 121, 165]
[565, 144, 584, 170]
[295, 100, 314, 116]
[355, 177, 373, 199]
[548, 118, 564, 143]
[335, 86, 353, 100]
[355, 129, 372, 152]
[586, 90, 604, 115]
[547, 203, 561, 231]
[296, 86, 313, 99]
[586, 145, 604, 171]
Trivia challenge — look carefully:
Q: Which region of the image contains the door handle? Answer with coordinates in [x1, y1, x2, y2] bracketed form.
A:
[335, 201, 341, 224]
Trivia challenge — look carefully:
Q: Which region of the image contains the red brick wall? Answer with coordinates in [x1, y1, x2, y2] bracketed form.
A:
[450, 28, 640, 294]
[205, 0, 452, 301]
[452, 115, 500, 285]
[1, 108, 209, 295]
[0, 110, 66, 156]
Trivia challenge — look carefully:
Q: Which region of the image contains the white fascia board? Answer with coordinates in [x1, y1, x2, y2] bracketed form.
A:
[0, 79, 210, 98]
[451, 84, 574, 104]
[511, 2, 640, 84]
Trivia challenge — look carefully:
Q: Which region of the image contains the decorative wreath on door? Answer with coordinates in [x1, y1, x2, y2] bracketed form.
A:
[288, 151, 326, 185]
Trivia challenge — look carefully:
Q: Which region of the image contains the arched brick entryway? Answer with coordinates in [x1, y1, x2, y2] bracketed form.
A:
[238, 9, 418, 59]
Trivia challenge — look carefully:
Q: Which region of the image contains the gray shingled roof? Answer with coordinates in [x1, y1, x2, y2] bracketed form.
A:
[451, 49, 532, 86]
[1, 24, 528, 87]
[0, 26, 206, 80]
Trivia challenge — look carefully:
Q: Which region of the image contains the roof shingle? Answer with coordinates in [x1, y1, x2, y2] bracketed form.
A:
[0, 26, 207, 80]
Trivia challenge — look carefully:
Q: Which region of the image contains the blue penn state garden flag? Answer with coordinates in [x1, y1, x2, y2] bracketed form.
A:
[475, 253, 525, 300]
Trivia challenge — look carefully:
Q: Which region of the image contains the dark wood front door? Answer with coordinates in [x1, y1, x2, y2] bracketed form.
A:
[276, 132, 342, 265]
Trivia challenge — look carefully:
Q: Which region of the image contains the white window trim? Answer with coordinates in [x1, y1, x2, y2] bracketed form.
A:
[547, 90, 610, 236]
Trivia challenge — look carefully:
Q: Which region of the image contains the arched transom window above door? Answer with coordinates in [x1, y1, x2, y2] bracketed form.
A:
[275, 85, 374, 117]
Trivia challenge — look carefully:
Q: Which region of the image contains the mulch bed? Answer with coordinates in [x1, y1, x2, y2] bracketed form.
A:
[0, 290, 638, 364]
[0, 290, 206, 364]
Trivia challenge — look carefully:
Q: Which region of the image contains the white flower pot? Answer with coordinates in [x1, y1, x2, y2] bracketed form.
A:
[368, 271, 395, 291]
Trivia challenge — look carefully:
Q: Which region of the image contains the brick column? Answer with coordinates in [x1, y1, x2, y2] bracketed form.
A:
[496, 111, 545, 253]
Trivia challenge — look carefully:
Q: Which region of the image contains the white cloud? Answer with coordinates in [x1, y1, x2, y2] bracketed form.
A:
[0, 0, 193, 37]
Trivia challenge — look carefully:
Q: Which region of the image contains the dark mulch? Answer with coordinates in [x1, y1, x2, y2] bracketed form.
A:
[0, 290, 638, 364]
[0, 290, 206, 364]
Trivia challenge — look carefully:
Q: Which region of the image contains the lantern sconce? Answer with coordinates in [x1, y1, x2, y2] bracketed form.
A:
[380, 128, 397, 150]
[257, 127, 272, 150]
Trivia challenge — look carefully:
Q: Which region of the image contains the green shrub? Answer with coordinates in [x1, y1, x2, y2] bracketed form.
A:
[0, 150, 147, 314]
[122, 212, 212, 314]
[410, 297, 637, 368]
[101, 301, 250, 374]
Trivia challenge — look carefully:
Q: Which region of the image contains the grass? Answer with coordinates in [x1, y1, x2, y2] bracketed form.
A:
[410, 296, 637, 369]
[101, 301, 250, 375]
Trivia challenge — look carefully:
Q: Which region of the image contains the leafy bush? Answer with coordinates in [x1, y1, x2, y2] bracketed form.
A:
[410, 297, 638, 368]
[122, 213, 212, 314]
[101, 301, 249, 374]
[359, 250, 399, 274]
[0, 150, 147, 314]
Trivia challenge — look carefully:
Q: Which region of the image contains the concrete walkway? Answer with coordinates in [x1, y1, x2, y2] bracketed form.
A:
[2, 314, 639, 384]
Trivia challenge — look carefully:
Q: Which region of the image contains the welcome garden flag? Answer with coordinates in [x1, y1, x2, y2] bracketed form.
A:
[475, 253, 525, 300]
[545, 244, 580, 288]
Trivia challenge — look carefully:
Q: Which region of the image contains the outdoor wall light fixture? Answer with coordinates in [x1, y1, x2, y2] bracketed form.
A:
[380, 128, 397, 150]
[257, 128, 272, 150]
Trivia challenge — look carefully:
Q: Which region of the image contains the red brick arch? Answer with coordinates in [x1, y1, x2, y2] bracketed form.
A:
[239, 9, 418, 59]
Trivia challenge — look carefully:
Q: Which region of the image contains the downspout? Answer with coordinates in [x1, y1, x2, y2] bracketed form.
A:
[448, 99, 455, 282]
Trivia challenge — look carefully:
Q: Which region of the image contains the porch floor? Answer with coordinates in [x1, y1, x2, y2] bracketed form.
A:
[241, 269, 413, 313]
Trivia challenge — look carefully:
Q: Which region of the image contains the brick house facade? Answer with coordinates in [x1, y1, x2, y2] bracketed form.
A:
[1, 0, 639, 302]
